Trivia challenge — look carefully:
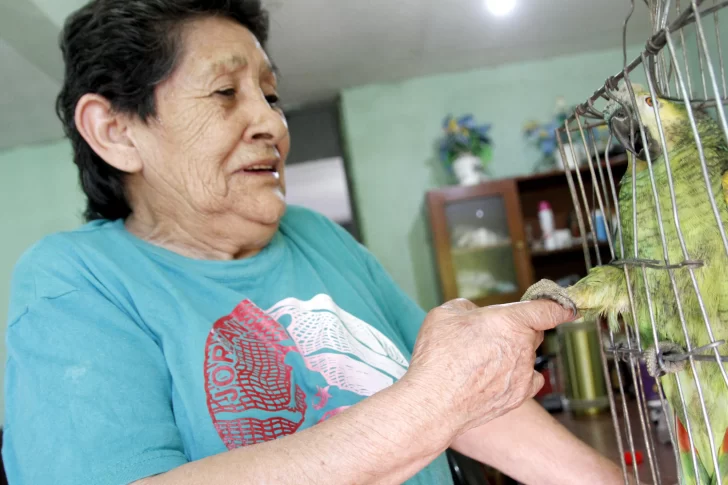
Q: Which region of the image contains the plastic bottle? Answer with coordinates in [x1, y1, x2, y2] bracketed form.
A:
[538, 201, 555, 249]
[594, 209, 608, 242]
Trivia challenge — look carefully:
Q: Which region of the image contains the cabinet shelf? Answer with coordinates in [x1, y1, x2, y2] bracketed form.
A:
[530, 241, 610, 258]
[515, 153, 628, 191]
[451, 242, 512, 255]
[426, 155, 628, 307]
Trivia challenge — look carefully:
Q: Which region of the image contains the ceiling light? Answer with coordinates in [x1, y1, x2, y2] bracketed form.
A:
[485, 0, 516, 16]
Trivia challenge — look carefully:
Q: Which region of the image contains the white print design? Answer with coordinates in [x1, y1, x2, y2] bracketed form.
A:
[266, 294, 409, 398]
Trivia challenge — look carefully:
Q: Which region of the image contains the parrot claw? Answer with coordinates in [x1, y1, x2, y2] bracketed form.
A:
[644, 341, 688, 378]
[521, 279, 578, 317]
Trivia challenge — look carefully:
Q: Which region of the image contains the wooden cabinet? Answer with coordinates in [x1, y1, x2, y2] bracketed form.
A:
[426, 155, 628, 307]
[426, 180, 532, 307]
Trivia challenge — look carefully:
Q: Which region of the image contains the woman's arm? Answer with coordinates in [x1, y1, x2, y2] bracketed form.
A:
[136, 297, 581, 485]
[5, 245, 574, 485]
[5, 281, 454, 485]
[451, 399, 625, 485]
[135, 378, 449, 485]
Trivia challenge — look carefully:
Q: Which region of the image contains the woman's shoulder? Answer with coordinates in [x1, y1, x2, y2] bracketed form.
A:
[16, 219, 125, 268]
[279, 204, 380, 272]
[281, 205, 360, 249]
[281, 204, 333, 226]
[9, 220, 129, 314]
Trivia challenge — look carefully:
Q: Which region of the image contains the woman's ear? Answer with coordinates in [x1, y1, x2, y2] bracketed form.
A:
[74, 94, 143, 174]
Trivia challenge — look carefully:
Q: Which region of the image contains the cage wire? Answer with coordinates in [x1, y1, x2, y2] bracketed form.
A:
[554, 0, 728, 484]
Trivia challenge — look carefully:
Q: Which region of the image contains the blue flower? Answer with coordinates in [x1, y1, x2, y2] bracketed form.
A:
[457, 114, 475, 127]
[541, 139, 556, 155]
[438, 114, 494, 166]
[473, 124, 491, 138]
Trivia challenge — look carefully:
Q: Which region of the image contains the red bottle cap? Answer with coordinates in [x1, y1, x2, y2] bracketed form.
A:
[624, 450, 643, 466]
[538, 201, 551, 211]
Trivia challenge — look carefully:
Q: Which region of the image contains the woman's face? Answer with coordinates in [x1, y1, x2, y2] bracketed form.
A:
[129, 16, 290, 227]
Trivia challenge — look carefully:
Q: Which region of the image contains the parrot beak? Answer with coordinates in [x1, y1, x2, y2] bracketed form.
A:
[608, 106, 657, 162]
[609, 107, 639, 156]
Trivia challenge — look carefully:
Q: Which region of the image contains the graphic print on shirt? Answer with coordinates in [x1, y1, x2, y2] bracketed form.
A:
[204, 300, 307, 450]
[204, 294, 409, 450]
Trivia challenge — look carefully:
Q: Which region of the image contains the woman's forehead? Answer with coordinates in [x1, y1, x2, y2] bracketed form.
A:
[178, 17, 274, 80]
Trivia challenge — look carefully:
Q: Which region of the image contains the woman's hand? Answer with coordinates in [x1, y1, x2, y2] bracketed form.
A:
[404, 298, 575, 439]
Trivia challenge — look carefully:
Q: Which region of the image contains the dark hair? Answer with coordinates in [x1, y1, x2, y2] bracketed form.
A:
[56, 0, 270, 221]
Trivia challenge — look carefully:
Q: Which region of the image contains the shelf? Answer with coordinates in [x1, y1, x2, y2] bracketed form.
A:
[427, 152, 629, 306]
[516, 153, 628, 191]
[530, 241, 610, 257]
[451, 242, 512, 255]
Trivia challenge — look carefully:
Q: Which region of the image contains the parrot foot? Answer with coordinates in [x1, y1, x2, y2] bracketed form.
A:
[521, 279, 577, 316]
[644, 341, 687, 378]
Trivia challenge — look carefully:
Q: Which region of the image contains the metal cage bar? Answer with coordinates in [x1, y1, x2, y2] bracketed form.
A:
[713, 0, 728, 97]
[641, 47, 727, 482]
[627, 58, 723, 479]
[551, 1, 728, 483]
[664, 31, 728, 386]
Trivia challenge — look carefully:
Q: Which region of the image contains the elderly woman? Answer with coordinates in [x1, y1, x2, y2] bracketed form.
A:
[3, 1, 629, 484]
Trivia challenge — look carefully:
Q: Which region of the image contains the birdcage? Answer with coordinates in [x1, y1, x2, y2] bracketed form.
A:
[552, 1, 728, 484]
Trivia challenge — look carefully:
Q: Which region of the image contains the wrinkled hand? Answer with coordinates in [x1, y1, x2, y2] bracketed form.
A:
[404, 298, 575, 438]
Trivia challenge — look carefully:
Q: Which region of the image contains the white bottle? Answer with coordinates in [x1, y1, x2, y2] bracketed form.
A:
[538, 201, 556, 250]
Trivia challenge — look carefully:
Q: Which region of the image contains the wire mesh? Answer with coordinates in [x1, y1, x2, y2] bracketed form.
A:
[553, 1, 728, 483]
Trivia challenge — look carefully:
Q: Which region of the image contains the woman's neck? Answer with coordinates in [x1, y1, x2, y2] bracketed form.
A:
[124, 205, 277, 261]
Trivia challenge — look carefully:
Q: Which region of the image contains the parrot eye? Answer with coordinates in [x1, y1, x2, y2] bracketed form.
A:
[645, 97, 654, 107]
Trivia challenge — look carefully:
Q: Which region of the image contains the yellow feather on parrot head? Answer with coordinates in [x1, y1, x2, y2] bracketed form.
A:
[604, 82, 689, 168]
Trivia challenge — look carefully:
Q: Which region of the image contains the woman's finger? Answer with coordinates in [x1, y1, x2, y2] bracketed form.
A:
[533, 330, 544, 349]
[529, 370, 545, 397]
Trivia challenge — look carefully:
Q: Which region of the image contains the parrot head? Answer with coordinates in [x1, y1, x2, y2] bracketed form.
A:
[604, 82, 689, 164]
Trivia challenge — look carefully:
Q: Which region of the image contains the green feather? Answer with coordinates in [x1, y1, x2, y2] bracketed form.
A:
[564, 94, 728, 484]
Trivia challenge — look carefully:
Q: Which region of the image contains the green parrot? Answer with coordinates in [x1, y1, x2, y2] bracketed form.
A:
[521, 83, 728, 484]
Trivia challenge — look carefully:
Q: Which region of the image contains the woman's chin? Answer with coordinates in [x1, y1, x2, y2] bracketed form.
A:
[240, 191, 287, 226]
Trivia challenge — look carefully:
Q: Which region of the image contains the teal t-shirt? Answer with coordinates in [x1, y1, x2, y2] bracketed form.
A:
[3, 205, 453, 485]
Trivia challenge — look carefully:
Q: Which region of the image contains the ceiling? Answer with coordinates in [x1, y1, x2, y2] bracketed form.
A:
[0, 0, 652, 150]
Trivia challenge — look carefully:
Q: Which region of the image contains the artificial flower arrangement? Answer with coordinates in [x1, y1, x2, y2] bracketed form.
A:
[522, 98, 571, 172]
[522, 119, 563, 166]
[523, 97, 616, 173]
[437, 114, 494, 186]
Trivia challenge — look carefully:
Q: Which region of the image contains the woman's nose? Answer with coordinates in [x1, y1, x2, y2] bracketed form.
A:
[243, 99, 287, 145]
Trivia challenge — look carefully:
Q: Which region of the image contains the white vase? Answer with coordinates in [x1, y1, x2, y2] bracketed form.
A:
[555, 143, 585, 170]
[452, 153, 488, 186]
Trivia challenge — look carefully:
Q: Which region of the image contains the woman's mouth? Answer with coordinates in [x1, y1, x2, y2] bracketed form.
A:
[243, 164, 277, 174]
[236, 159, 280, 179]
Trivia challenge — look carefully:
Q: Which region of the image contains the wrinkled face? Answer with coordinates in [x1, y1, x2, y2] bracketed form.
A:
[130, 16, 290, 226]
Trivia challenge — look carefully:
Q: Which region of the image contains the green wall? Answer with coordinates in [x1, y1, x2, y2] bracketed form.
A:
[0, 140, 84, 421]
[340, 45, 645, 311]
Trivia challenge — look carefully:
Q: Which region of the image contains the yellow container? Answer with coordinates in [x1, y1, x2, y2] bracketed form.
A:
[558, 319, 609, 416]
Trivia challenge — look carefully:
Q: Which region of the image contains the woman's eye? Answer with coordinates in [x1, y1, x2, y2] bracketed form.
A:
[266, 94, 280, 106]
[215, 88, 236, 98]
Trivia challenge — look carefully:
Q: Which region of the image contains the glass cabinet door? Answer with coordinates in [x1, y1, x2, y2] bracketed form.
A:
[427, 179, 531, 306]
[445, 195, 520, 301]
